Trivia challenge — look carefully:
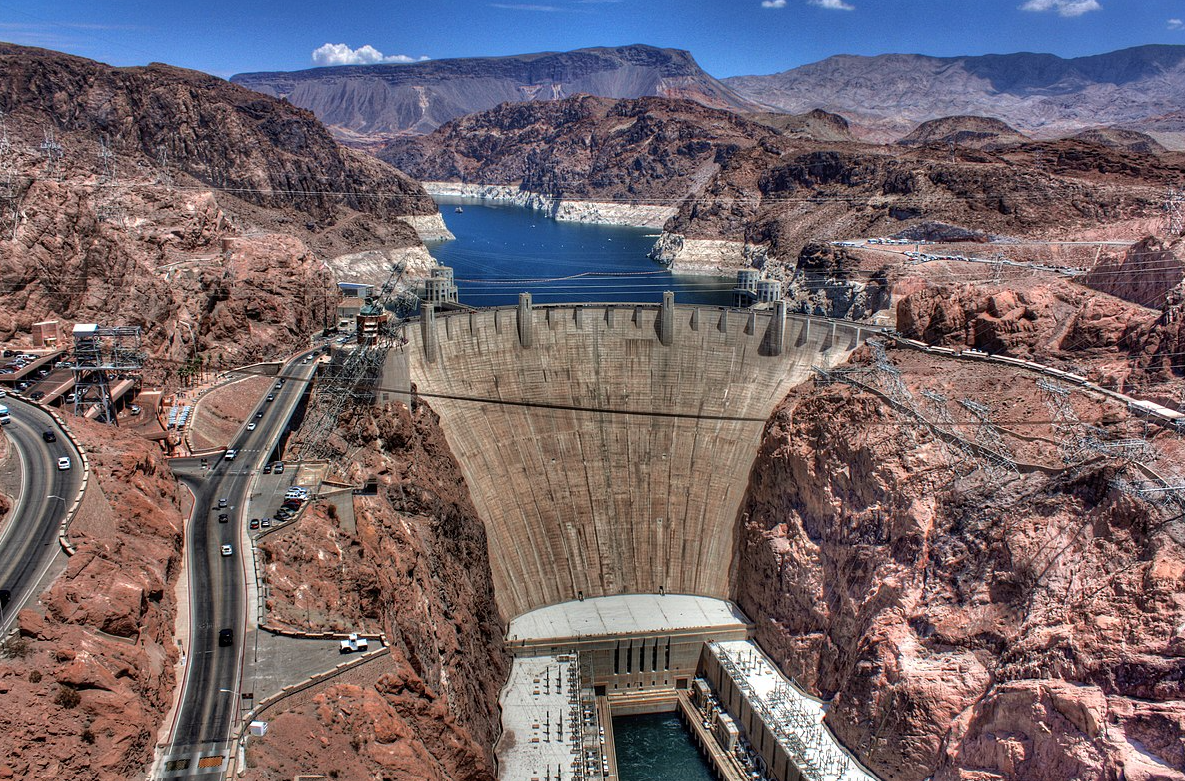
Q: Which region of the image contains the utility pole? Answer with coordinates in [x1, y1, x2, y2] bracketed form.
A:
[1166, 188, 1184, 237]
[0, 110, 19, 241]
[39, 126, 63, 182]
[155, 145, 173, 189]
[95, 135, 124, 226]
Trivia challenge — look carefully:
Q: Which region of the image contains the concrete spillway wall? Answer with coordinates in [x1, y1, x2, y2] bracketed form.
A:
[397, 298, 879, 620]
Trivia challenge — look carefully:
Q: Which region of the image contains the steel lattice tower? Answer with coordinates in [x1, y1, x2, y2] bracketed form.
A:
[71, 324, 144, 424]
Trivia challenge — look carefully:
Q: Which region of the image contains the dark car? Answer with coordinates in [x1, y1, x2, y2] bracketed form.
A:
[218, 628, 234, 647]
[282, 498, 301, 509]
[265, 394, 275, 402]
[41, 430, 57, 443]
[248, 518, 260, 530]
[255, 411, 264, 419]
[29, 390, 45, 401]
[262, 463, 272, 474]
[217, 513, 229, 523]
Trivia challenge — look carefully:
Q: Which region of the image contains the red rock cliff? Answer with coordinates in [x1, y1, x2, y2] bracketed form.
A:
[733, 348, 1185, 781]
[0, 418, 187, 780]
[245, 399, 508, 781]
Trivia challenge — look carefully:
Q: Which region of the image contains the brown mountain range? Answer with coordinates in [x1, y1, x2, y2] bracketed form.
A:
[386, 95, 1183, 269]
[723, 45, 1185, 144]
[0, 43, 437, 370]
[231, 45, 759, 144]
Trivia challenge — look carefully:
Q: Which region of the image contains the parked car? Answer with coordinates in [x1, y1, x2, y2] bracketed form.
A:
[29, 390, 45, 401]
[248, 518, 260, 530]
[260, 518, 271, 528]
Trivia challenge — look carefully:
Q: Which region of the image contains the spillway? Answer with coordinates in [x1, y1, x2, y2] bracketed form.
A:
[389, 295, 880, 621]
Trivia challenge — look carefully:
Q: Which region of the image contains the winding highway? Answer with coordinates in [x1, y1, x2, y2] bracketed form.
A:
[0, 396, 83, 635]
[158, 350, 319, 778]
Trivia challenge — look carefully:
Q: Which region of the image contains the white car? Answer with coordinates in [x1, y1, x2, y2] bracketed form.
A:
[246, 422, 257, 431]
[57, 456, 71, 470]
[220, 544, 233, 557]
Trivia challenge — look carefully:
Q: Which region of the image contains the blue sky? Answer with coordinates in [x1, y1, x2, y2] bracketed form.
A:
[1, 1, 1182, 79]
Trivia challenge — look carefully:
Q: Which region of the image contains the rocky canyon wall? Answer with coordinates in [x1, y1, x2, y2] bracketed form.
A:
[0, 43, 440, 373]
[733, 345, 1185, 781]
[244, 400, 507, 781]
[0, 419, 187, 781]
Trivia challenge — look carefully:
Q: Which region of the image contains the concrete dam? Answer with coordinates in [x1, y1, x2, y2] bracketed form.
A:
[391, 294, 881, 621]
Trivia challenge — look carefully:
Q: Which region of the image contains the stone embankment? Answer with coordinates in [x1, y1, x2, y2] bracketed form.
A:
[422, 182, 677, 229]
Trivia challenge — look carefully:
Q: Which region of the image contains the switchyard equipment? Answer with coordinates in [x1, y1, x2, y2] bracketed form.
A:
[298, 263, 419, 463]
[71, 323, 144, 423]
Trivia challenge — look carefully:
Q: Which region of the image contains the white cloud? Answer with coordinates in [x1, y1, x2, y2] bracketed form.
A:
[1169, 18, 1184, 30]
[761, 0, 787, 7]
[810, 0, 854, 8]
[1019, 0, 1102, 18]
[311, 43, 428, 66]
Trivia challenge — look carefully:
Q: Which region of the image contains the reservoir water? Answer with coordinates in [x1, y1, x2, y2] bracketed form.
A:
[428, 196, 734, 308]
[613, 712, 716, 781]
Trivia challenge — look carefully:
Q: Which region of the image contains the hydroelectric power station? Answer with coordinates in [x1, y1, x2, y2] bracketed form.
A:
[383, 292, 885, 781]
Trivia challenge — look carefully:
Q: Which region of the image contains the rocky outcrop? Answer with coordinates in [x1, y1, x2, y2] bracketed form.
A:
[724, 44, 1185, 142]
[0, 43, 439, 374]
[248, 400, 507, 781]
[749, 109, 855, 143]
[232, 45, 759, 142]
[0, 418, 186, 780]
[647, 232, 765, 274]
[385, 95, 770, 210]
[891, 275, 1185, 393]
[898, 115, 1029, 150]
[1084, 236, 1184, 310]
[734, 346, 1185, 781]
[1070, 128, 1168, 155]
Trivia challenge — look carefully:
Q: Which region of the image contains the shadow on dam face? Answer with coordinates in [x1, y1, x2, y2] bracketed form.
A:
[390, 299, 877, 621]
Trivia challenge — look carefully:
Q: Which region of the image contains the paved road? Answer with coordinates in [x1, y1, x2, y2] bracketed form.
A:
[0, 397, 83, 634]
[158, 351, 319, 778]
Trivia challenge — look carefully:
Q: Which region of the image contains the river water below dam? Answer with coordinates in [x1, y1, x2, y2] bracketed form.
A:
[428, 196, 734, 307]
[614, 712, 716, 781]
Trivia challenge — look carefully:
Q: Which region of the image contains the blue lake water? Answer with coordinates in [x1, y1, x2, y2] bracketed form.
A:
[613, 712, 716, 781]
[427, 196, 734, 308]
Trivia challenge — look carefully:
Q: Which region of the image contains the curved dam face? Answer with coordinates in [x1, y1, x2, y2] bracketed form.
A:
[393, 299, 877, 620]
